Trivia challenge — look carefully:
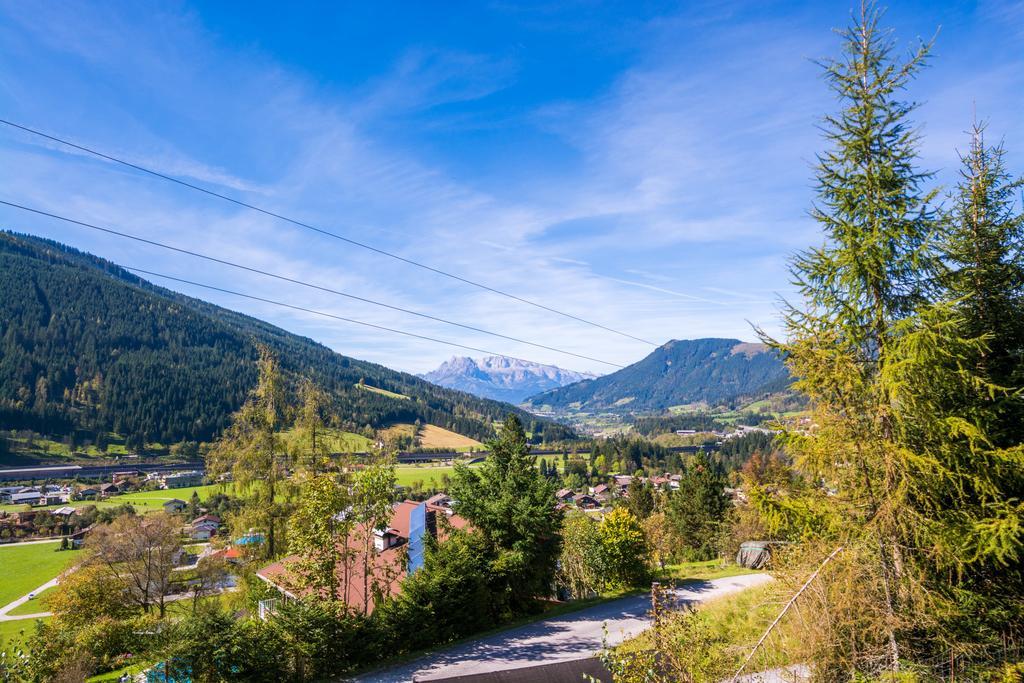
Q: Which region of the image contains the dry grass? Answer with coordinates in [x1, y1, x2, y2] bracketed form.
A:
[417, 424, 483, 450]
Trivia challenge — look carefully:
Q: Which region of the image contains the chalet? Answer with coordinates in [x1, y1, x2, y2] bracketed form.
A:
[612, 475, 632, 492]
[98, 483, 120, 497]
[76, 487, 100, 500]
[650, 475, 670, 489]
[190, 514, 221, 540]
[191, 513, 221, 527]
[162, 498, 187, 513]
[591, 484, 610, 497]
[256, 499, 468, 615]
[573, 493, 601, 510]
[555, 488, 575, 503]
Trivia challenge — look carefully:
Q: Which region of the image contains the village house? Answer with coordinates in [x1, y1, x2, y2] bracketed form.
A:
[75, 487, 100, 500]
[161, 470, 204, 489]
[572, 493, 601, 510]
[98, 482, 120, 497]
[163, 498, 187, 513]
[256, 498, 468, 615]
[555, 488, 575, 503]
[423, 492, 453, 510]
[190, 514, 221, 541]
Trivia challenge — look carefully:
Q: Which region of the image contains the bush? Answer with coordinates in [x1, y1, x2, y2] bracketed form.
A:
[598, 508, 649, 588]
[376, 530, 495, 653]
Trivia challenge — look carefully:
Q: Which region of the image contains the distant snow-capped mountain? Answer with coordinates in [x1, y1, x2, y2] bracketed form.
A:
[420, 356, 598, 403]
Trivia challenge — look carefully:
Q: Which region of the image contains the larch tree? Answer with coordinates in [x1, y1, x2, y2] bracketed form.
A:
[287, 471, 352, 607]
[208, 344, 292, 557]
[760, 3, 1024, 675]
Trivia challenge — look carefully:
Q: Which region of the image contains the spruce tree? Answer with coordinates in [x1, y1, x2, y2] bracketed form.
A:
[762, 5, 1024, 673]
[450, 415, 560, 617]
[939, 122, 1024, 445]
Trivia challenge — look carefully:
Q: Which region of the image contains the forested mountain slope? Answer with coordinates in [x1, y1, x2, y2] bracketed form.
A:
[525, 338, 788, 412]
[0, 231, 574, 449]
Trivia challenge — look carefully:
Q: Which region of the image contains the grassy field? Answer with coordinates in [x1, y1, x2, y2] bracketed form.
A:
[1, 431, 172, 464]
[0, 483, 226, 514]
[356, 383, 409, 400]
[280, 426, 374, 453]
[0, 616, 49, 651]
[660, 559, 759, 582]
[6, 585, 57, 616]
[0, 541, 80, 608]
[382, 423, 484, 453]
[417, 424, 483, 450]
[394, 463, 463, 488]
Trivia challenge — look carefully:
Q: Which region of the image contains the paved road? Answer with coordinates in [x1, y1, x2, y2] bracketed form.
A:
[0, 539, 64, 548]
[355, 573, 772, 682]
[0, 577, 59, 622]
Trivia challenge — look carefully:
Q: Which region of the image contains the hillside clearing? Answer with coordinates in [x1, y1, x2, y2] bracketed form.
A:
[417, 424, 483, 450]
[356, 383, 409, 400]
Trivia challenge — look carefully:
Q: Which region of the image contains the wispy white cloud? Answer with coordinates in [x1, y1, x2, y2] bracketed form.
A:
[1, 1, 1018, 377]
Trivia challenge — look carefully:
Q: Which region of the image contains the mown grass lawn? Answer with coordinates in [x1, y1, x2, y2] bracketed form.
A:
[0, 541, 80, 608]
[6, 585, 57, 616]
[661, 559, 759, 583]
[393, 462, 489, 488]
[0, 616, 49, 651]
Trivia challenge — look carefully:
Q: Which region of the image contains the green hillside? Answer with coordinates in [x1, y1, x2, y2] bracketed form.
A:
[526, 338, 789, 413]
[0, 231, 574, 458]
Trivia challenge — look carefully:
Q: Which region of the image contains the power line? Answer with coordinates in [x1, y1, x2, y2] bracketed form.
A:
[123, 265, 589, 374]
[0, 117, 658, 346]
[0, 198, 624, 369]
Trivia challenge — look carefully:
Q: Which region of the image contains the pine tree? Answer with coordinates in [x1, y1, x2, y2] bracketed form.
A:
[665, 452, 727, 561]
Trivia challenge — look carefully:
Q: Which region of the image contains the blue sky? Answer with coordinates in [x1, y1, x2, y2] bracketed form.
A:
[1, 1, 1022, 375]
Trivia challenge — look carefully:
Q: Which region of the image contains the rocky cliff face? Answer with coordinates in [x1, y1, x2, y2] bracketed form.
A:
[421, 356, 597, 403]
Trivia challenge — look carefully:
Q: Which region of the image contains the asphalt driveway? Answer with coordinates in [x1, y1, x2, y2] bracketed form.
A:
[355, 573, 772, 682]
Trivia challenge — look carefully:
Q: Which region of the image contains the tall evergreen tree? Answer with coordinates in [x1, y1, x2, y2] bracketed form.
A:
[939, 122, 1024, 445]
[665, 452, 728, 561]
[760, 5, 1024, 674]
[450, 415, 561, 617]
[208, 345, 292, 557]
